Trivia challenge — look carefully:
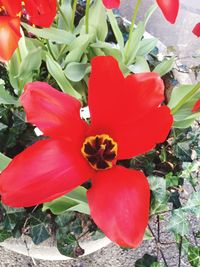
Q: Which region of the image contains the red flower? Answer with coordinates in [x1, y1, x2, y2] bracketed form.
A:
[102, 0, 120, 9]
[192, 23, 200, 37]
[0, 56, 173, 247]
[24, 0, 57, 28]
[0, 16, 21, 61]
[156, 0, 179, 24]
[0, 0, 57, 61]
[192, 99, 200, 112]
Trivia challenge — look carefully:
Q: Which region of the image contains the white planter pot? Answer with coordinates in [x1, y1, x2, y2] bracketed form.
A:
[1, 235, 111, 260]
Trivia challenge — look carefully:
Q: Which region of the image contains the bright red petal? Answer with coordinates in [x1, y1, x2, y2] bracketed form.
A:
[1, 0, 22, 16]
[156, 0, 179, 24]
[192, 99, 200, 112]
[87, 166, 150, 248]
[192, 23, 200, 37]
[24, 0, 57, 27]
[0, 139, 94, 207]
[0, 16, 21, 61]
[88, 56, 172, 159]
[20, 82, 88, 141]
[102, 0, 120, 9]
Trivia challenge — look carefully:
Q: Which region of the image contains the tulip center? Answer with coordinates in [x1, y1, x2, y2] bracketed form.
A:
[81, 134, 118, 170]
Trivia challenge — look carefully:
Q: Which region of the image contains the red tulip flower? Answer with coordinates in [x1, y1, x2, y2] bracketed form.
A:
[0, 0, 57, 61]
[192, 99, 200, 112]
[102, 0, 120, 9]
[0, 56, 173, 247]
[24, 0, 57, 28]
[192, 23, 200, 37]
[156, 0, 179, 24]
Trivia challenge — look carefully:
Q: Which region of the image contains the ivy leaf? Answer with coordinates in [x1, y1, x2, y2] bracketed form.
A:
[0, 229, 12, 242]
[2, 205, 25, 231]
[135, 254, 158, 267]
[167, 209, 189, 236]
[27, 211, 50, 245]
[183, 191, 200, 218]
[148, 176, 169, 215]
[188, 246, 200, 267]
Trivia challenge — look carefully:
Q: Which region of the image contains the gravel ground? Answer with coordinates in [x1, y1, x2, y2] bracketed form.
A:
[0, 0, 200, 266]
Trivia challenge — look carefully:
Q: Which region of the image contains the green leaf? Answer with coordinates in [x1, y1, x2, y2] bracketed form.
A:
[135, 254, 158, 267]
[43, 186, 90, 215]
[188, 246, 200, 267]
[22, 23, 75, 44]
[0, 229, 12, 242]
[27, 211, 50, 245]
[0, 80, 18, 105]
[143, 228, 153, 241]
[137, 38, 157, 57]
[169, 83, 200, 114]
[153, 58, 175, 77]
[167, 209, 189, 236]
[64, 34, 93, 65]
[165, 172, 179, 188]
[2, 205, 25, 231]
[129, 56, 150, 73]
[107, 10, 124, 50]
[64, 62, 90, 82]
[17, 47, 42, 79]
[183, 191, 200, 218]
[0, 153, 11, 171]
[124, 21, 145, 65]
[46, 54, 81, 99]
[88, 0, 108, 41]
[148, 176, 168, 215]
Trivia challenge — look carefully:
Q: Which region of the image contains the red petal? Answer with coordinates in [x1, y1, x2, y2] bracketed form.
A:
[192, 23, 200, 37]
[0, 17, 21, 61]
[0, 139, 94, 207]
[192, 99, 200, 112]
[102, 0, 120, 9]
[20, 82, 88, 141]
[1, 0, 22, 16]
[88, 56, 172, 159]
[24, 0, 57, 27]
[87, 166, 150, 248]
[156, 0, 179, 24]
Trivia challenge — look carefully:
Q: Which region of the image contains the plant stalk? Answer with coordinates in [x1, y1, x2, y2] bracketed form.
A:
[85, 0, 91, 34]
[71, 0, 78, 31]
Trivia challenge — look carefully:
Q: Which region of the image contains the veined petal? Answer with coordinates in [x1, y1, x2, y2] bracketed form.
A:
[24, 0, 57, 27]
[114, 106, 173, 159]
[88, 56, 172, 159]
[88, 56, 165, 132]
[0, 16, 21, 61]
[192, 99, 200, 112]
[1, 0, 22, 16]
[0, 139, 94, 207]
[87, 166, 150, 248]
[156, 0, 179, 24]
[192, 23, 200, 37]
[102, 0, 120, 9]
[20, 82, 88, 141]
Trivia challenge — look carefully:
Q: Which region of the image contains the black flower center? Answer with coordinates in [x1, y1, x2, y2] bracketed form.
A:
[81, 134, 118, 170]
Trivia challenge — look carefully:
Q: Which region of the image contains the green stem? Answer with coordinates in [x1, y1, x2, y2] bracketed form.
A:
[128, 0, 142, 40]
[57, 2, 69, 31]
[171, 82, 200, 114]
[46, 41, 57, 61]
[16, 47, 23, 95]
[85, 0, 91, 34]
[125, 0, 142, 63]
[71, 0, 78, 31]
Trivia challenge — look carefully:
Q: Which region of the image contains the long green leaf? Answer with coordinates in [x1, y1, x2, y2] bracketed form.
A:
[0, 153, 11, 171]
[22, 23, 75, 44]
[46, 54, 81, 99]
